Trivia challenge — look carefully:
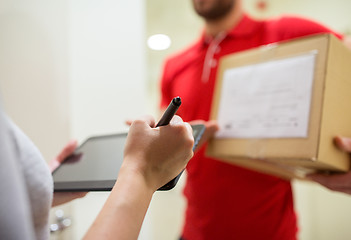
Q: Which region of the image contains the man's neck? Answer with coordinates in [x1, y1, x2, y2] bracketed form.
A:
[204, 6, 243, 38]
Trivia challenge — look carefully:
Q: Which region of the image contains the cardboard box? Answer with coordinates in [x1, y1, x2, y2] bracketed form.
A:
[207, 34, 351, 179]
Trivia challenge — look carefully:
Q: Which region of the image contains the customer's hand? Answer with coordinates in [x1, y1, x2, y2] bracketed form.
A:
[307, 136, 351, 195]
[122, 115, 194, 191]
[49, 140, 87, 207]
[126, 119, 219, 152]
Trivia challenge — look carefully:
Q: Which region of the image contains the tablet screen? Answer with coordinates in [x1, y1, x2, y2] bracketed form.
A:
[53, 124, 205, 191]
[53, 133, 127, 191]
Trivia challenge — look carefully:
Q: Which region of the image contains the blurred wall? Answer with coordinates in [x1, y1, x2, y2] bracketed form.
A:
[0, 0, 148, 239]
[68, 0, 147, 239]
[0, 1, 72, 239]
[0, 0, 70, 162]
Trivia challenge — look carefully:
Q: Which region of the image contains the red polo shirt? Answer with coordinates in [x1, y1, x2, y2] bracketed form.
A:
[160, 14, 342, 240]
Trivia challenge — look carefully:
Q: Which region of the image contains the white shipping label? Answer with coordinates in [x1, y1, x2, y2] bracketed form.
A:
[216, 53, 316, 139]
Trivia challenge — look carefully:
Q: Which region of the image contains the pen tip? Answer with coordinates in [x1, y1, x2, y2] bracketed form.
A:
[173, 96, 181, 106]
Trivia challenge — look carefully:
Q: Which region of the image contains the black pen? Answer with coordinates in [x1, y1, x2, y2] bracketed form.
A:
[156, 96, 183, 191]
[156, 96, 181, 127]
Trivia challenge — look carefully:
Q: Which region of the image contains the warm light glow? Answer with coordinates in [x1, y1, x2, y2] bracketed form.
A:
[147, 34, 171, 50]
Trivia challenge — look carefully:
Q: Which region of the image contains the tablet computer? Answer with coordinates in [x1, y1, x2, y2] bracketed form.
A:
[53, 124, 205, 192]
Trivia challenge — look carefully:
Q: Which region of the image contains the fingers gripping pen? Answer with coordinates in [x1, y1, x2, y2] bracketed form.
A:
[156, 97, 181, 127]
[156, 97, 184, 191]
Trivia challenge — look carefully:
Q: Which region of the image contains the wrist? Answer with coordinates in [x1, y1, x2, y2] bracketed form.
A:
[117, 159, 157, 194]
[85, 157, 155, 240]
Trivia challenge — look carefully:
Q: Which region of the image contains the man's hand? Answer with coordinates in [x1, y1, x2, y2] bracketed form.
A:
[308, 136, 351, 195]
[188, 120, 219, 151]
[50, 140, 87, 207]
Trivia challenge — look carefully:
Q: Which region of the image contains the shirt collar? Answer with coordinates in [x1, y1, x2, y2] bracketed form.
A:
[196, 14, 261, 49]
[227, 14, 260, 38]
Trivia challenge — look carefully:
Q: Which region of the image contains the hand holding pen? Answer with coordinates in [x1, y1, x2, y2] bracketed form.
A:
[125, 96, 188, 190]
[155, 97, 185, 190]
[124, 97, 194, 191]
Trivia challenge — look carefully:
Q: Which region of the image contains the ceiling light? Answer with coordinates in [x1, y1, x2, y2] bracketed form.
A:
[147, 34, 171, 51]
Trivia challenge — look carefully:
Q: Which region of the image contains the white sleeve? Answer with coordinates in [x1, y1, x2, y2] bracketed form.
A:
[0, 109, 36, 240]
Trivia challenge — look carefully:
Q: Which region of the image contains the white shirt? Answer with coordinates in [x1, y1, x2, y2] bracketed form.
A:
[0, 111, 53, 240]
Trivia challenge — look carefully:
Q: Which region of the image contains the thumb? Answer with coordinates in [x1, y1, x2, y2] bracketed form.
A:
[334, 137, 351, 152]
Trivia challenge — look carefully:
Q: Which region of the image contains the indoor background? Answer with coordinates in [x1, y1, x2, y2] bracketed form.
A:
[0, 0, 351, 239]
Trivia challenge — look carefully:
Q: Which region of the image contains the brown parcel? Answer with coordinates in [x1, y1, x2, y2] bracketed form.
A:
[206, 34, 351, 180]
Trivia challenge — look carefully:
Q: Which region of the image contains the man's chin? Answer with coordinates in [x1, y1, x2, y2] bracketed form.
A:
[193, 0, 236, 21]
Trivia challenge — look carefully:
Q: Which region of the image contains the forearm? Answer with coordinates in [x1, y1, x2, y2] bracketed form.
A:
[83, 163, 154, 240]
